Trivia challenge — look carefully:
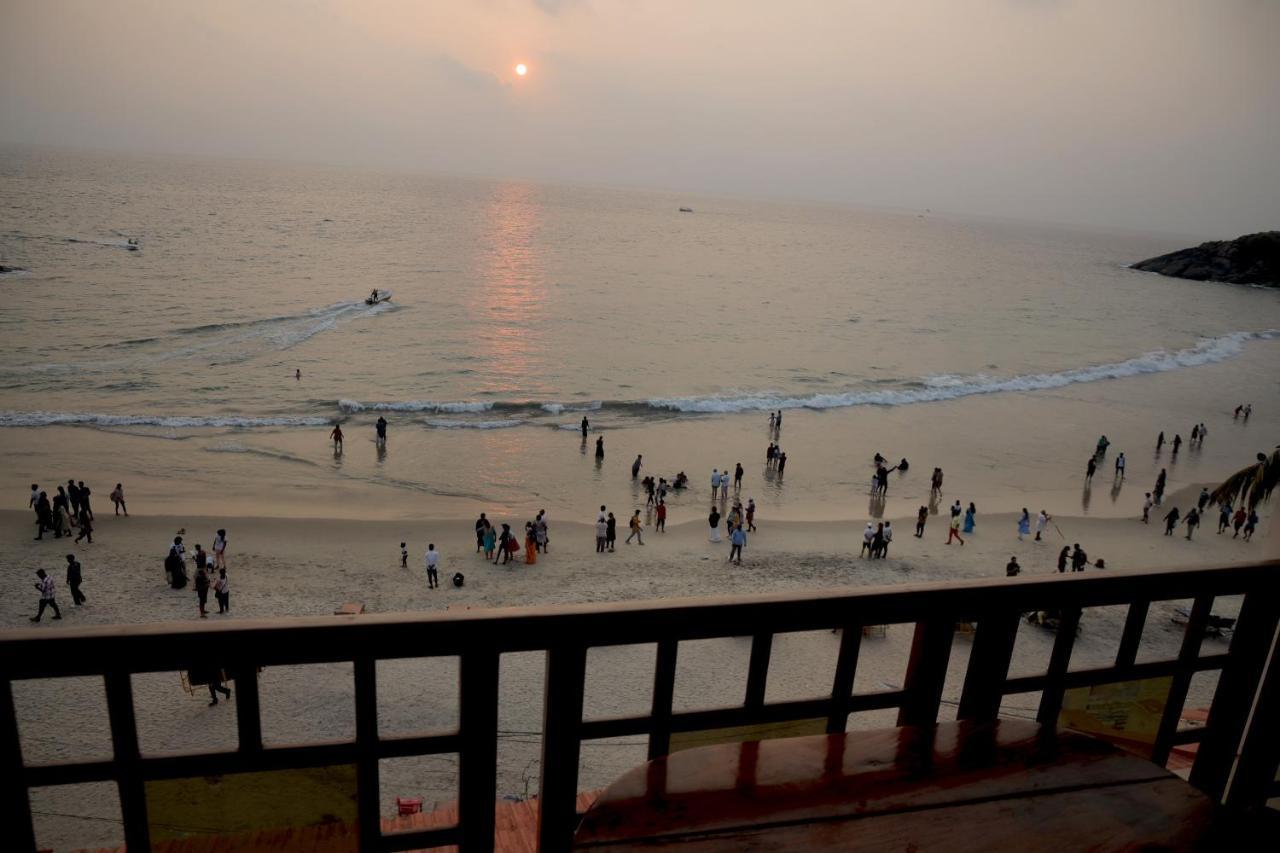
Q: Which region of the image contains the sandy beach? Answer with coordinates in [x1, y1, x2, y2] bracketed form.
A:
[5, 485, 1273, 849]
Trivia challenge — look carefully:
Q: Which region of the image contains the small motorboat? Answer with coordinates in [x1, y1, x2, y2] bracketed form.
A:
[365, 290, 392, 305]
[678, 207, 693, 213]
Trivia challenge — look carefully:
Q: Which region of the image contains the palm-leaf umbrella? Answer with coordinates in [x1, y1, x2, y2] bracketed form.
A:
[1210, 447, 1280, 511]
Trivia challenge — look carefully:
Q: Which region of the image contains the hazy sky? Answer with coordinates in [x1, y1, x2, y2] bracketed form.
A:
[3, 0, 1277, 235]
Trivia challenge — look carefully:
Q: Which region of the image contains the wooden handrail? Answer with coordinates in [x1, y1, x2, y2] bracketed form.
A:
[1, 561, 1277, 853]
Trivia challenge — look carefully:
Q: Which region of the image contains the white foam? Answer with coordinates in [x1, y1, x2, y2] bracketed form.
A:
[339, 399, 494, 414]
[647, 330, 1279, 413]
[0, 411, 331, 428]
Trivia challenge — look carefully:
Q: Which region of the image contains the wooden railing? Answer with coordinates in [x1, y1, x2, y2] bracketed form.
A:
[3, 561, 1279, 852]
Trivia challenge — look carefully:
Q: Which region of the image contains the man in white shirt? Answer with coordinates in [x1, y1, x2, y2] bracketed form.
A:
[1035, 511, 1051, 541]
[425, 544, 440, 589]
[860, 523, 875, 557]
[31, 569, 62, 621]
[881, 521, 894, 557]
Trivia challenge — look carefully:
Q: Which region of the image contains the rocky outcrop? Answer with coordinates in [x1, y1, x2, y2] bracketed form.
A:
[1132, 231, 1280, 287]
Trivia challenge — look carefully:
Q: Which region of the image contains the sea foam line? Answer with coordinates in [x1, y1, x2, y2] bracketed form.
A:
[0, 412, 331, 428]
[646, 329, 1279, 413]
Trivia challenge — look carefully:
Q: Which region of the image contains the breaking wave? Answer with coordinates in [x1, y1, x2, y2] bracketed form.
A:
[0, 411, 330, 428]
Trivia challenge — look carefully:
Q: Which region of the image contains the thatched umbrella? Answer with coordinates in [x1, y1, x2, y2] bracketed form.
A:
[1210, 447, 1280, 511]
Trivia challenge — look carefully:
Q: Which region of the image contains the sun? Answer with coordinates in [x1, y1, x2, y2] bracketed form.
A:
[515, 63, 528, 76]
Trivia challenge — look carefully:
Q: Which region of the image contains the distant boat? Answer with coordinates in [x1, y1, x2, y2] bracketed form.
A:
[678, 207, 693, 213]
[365, 290, 392, 305]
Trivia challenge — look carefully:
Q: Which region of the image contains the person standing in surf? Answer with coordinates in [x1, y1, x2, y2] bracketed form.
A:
[595, 436, 604, 459]
[632, 455, 643, 478]
[581, 416, 590, 437]
[375, 416, 388, 447]
[330, 423, 344, 451]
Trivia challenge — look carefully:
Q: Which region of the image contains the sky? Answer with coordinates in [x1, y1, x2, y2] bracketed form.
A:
[2, 0, 1278, 236]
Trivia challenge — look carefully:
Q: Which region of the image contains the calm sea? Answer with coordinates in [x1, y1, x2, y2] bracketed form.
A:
[2, 147, 1277, 519]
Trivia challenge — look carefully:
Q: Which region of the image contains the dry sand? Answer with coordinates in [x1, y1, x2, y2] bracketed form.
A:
[2, 485, 1273, 849]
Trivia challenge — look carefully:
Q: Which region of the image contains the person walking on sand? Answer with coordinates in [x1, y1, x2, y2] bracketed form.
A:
[1006, 556, 1021, 577]
[110, 483, 128, 516]
[1035, 510, 1050, 541]
[1198, 422, 1207, 443]
[33, 490, 52, 540]
[777, 451, 787, 475]
[213, 529, 228, 569]
[769, 412, 776, 431]
[729, 523, 747, 565]
[734, 462, 744, 490]
[1142, 493, 1153, 524]
[626, 510, 645, 545]
[861, 522, 875, 556]
[632, 455, 643, 478]
[950, 500, 962, 520]
[1071, 544, 1089, 572]
[881, 520, 894, 557]
[870, 523, 885, 559]
[1057, 546, 1070, 573]
[720, 468, 731, 500]
[1156, 431, 1165, 452]
[214, 568, 230, 613]
[606, 512, 617, 551]
[78, 481, 94, 521]
[483, 522, 496, 559]
[1096, 435, 1110, 457]
[746, 498, 756, 532]
[425, 544, 439, 588]
[1017, 509, 1031, 541]
[1218, 503, 1232, 534]
[1172, 434, 1182, 455]
[1115, 453, 1125, 479]
[595, 515, 608, 552]
[30, 569, 62, 621]
[536, 511, 549, 553]
[525, 524, 538, 564]
[1154, 469, 1167, 504]
[1197, 488, 1210, 513]
[1191, 424, 1200, 444]
[947, 513, 965, 545]
[1085, 456, 1096, 483]
[656, 500, 667, 532]
[931, 468, 944, 496]
[595, 436, 605, 458]
[581, 416, 590, 437]
[708, 506, 722, 542]
[330, 423, 344, 451]
[66, 554, 85, 605]
[1184, 507, 1200, 540]
[475, 513, 489, 553]
[1163, 507, 1181, 535]
[1232, 506, 1247, 538]
[495, 524, 513, 565]
[1243, 510, 1258, 541]
[915, 505, 928, 537]
[74, 509, 93, 544]
[194, 562, 210, 617]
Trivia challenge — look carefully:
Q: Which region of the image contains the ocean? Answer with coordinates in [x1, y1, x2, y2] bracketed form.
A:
[2, 146, 1277, 521]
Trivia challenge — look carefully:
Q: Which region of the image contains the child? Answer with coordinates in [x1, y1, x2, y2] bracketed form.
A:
[214, 568, 230, 613]
[425, 544, 439, 589]
[400, 542, 408, 568]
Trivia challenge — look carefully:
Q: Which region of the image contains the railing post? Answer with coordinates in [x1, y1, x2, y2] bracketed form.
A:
[647, 640, 678, 761]
[0, 679, 37, 853]
[957, 612, 1021, 722]
[1224, 618, 1280, 810]
[1115, 601, 1150, 669]
[232, 662, 263, 754]
[459, 650, 500, 853]
[538, 644, 587, 852]
[1035, 606, 1082, 724]
[1191, 592, 1280, 801]
[1151, 596, 1212, 767]
[353, 657, 381, 852]
[898, 619, 955, 727]
[827, 625, 862, 734]
[104, 671, 151, 853]
[744, 633, 773, 710]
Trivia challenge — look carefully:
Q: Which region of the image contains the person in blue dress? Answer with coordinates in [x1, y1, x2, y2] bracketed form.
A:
[1017, 508, 1032, 541]
[962, 502, 976, 534]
